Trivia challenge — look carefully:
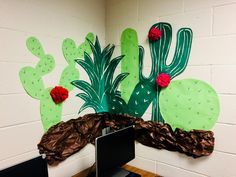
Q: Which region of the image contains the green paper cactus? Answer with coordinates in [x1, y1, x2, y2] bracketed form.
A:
[72, 36, 129, 114]
[20, 37, 55, 100]
[127, 22, 193, 122]
[19, 33, 94, 131]
[159, 79, 220, 131]
[120, 28, 139, 103]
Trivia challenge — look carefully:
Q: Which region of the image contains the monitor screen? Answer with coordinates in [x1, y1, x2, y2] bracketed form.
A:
[95, 126, 135, 177]
[0, 156, 48, 177]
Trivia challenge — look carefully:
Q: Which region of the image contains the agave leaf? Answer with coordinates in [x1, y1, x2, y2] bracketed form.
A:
[77, 92, 101, 109]
[103, 55, 124, 89]
[83, 52, 95, 69]
[101, 44, 111, 56]
[75, 59, 99, 90]
[87, 39, 100, 75]
[71, 80, 100, 102]
[102, 45, 115, 70]
[76, 93, 92, 101]
[94, 36, 101, 55]
[100, 87, 109, 103]
[78, 102, 100, 114]
[110, 73, 129, 94]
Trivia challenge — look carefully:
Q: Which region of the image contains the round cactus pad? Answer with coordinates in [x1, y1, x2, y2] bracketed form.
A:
[159, 79, 220, 131]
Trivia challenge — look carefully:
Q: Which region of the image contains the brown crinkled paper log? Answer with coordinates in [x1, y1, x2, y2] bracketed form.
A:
[38, 113, 214, 165]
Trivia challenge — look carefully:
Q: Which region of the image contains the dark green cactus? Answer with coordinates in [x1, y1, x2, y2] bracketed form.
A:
[72, 36, 129, 114]
[127, 22, 192, 122]
[19, 33, 94, 131]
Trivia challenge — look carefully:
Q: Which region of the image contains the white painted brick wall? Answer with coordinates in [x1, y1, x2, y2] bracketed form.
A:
[0, 0, 105, 176]
[106, 0, 236, 176]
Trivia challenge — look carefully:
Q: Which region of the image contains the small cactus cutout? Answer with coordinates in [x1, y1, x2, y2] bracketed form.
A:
[19, 33, 94, 131]
[126, 22, 193, 122]
[120, 28, 139, 103]
[159, 79, 220, 131]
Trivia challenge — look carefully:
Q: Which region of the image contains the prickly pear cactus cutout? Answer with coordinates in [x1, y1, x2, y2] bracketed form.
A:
[19, 33, 94, 131]
[126, 23, 192, 122]
[19, 67, 45, 99]
[40, 88, 62, 129]
[72, 36, 129, 114]
[120, 28, 139, 103]
[159, 79, 220, 131]
[62, 32, 94, 66]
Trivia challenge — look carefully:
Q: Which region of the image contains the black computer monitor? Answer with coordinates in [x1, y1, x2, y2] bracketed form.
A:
[95, 126, 135, 177]
[0, 156, 48, 177]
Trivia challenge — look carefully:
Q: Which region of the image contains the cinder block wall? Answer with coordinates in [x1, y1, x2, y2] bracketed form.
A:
[106, 0, 236, 177]
[0, 1, 105, 177]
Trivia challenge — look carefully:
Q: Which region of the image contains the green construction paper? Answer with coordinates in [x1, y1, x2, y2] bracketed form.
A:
[35, 54, 55, 76]
[72, 37, 128, 114]
[26, 37, 45, 58]
[159, 79, 220, 131]
[19, 67, 45, 99]
[59, 66, 80, 91]
[62, 38, 79, 66]
[120, 28, 139, 103]
[19, 34, 95, 132]
[126, 22, 193, 122]
[40, 88, 62, 131]
[127, 81, 156, 117]
[78, 32, 95, 58]
[62, 32, 95, 66]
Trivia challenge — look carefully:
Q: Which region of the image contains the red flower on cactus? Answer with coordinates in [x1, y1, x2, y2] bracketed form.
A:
[50, 86, 68, 104]
[148, 27, 162, 41]
[156, 73, 171, 88]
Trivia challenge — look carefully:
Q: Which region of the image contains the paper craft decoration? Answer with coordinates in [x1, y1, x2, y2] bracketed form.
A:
[160, 79, 220, 131]
[19, 33, 94, 131]
[120, 28, 139, 103]
[36, 22, 221, 163]
[38, 113, 215, 165]
[19, 38, 55, 99]
[73, 22, 220, 133]
[72, 37, 129, 114]
[124, 23, 193, 122]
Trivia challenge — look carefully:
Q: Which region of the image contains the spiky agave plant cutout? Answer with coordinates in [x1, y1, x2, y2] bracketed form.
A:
[72, 37, 129, 114]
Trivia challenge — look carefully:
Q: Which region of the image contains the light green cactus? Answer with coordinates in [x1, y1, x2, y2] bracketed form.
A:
[159, 79, 220, 131]
[19, 33, 94, 131]
[126, 22, 192, 122]
[20, 37, 55, 100]
[120, 28, 139, 103]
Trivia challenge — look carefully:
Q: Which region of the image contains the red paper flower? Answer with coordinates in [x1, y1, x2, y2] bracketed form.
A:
[50, 86, 68, 104]
[156, 73, 171, 88]
[148, 27, 162, 41]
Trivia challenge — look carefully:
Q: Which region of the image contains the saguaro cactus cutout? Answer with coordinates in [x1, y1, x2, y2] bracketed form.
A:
[19, 33, 94, 131]
[120, 28, 139, 103]
[127, 22, 193, 122]
[72, 37, 129, 114]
